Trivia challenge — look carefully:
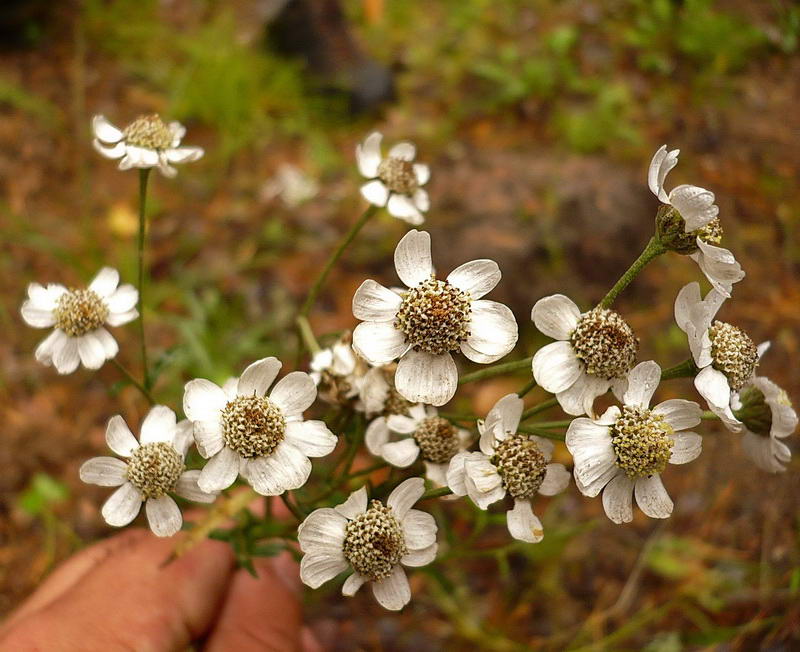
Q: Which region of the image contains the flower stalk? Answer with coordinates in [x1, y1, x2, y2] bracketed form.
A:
[598, 236, 667, 309]
[458, 356, 533, 385]
[660, 358, 699, 380]
[137, 168, 152, 390]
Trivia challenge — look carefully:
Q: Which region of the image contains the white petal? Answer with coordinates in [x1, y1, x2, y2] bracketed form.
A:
[694, 366, 732, 410]
[674, 282, 701, 333]
[669, 431, 702, 464]
[412, 188, 430, 213]
[446, 260, 501, 299]
[602, 474, 634, 524]
[237, 357, 282, 397]
[389, 141, 416, 161]
[413, 163, 430, 185]
[79, 457, 128, 486]
[92, 115, 123, 142]
[386, 414, 418, 434]
[531, 294, 581, 340]
[183, 379, 228, 422]
[285, 420, 337, 457]
[622, 360, 661, 409]
[342, 572, 367, 596]
[669, 184, 718, 232]
[402, 543, 437, 567]
[463, 300, 518, 363]
[532, 341, 583, 393]
[402, 509, 437, 549]
[352, 321, 408, 366]
[634, 474, 673, 519]
[198, 447, 240, 492]
[387, 194, 424, 224]
[372, 565, 411, 611]
[741, 431, 785, 473]
[300, 553, 349, 589]
[105, 415, 139, 457]
[146, 495, 182, 537]
[34, 329, 65, 366]
[576, 463, 620, 498]
[538, 463, 570, 496]
[101, 482, 142, 527]
[692, 239, 745, 297]
[246, 442, 312, 495]
[105, 285, 138, 313]
[648, 145, 678, 203]
[93, 139, 126, 159]
[356, 131, 382, 177]
[124, 145, 159, 167]
[653, 399, 702, 430]
[556, 373, 610, 417]
[393, 229, 433, 287]
[507, 499, 544, 543]
[269, 371, 317, 416]
[77, 333, 108, 369]
[387, 477, 425, 519]
[105, 308, 138, 326]
[395, 350, 457, 407]
[51, 335, 80, 374]
[464, 456, 503, 495]
[88, 267, 120, 298]
[174, 470, 217, 503]
[360, 180, 390, 206]
[193, 420, 224, 458]
[446, 452, 472, 496]
[20, 300, 55, 328]
[335, 487, 369, 519]
[298, 508, 348, 553]
[92, 328, 119, 359]
[352, 280, 402, 321]
[174, 419, 194, 458]
[140, 405, 177, 445]
[423, 461, 449, 488]
[381, 439, 420, 467]
[565, 419, 617, 491]
[165, 146, 203, 163]
[483, 393, 524, 439]
[365, 417, 391, 456]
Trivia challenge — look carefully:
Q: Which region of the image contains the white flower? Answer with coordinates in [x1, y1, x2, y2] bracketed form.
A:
[310, 338, 361, 405]
[182, 357, 337, 496]
[447, 394, 570, 543]
[92, 114, 203, 178]
[297, 478, 437, 611]
[365, 403, 471, 487]
[80, 407, 217, 537]
[356, 132, 430, 225]
[566, 361, 703, 524]
[531, 294, 638, 417]
[674, 282, 761, 430]
[21, 267, 139, 374]
[352, 229, 518, 406]
[688, 236, 745, 298]
[648, 145, 718, 232]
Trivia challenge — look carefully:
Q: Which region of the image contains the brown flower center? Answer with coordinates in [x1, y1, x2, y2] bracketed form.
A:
[221, 395, 286, 459]
[54, 289, 109, 337]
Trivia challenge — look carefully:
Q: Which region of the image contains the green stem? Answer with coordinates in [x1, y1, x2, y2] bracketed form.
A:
[344, 462, 388, 480]
[598, 236, 666, 309]
[701, 410, 719, 421]
[279, 492, 305, 521]
[440, 412, 478, 423]
[518, 425, 565, 441]
[660, 358, 699, 380]
[458, 356, 533, 386]
[111, 358, 155, 405]
[529, 419, 572, 429]
[299, 204, 378, 320]
[422, 487, 453, 500]
[296, 315, 321, 355]
[520, 397, 559, 421]
[136, 168, 152, 390]
[517, 378, 537, 398]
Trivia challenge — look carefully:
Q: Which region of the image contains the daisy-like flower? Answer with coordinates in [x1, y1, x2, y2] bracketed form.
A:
[366, 403, 471, 487]
[352, 230, 518, 406]
[674, 282, 761, 429]
[566, 361, 703, 524]
[182, 357, 337, 496]
[310, 336, 363, 407]
[356, 132, 430, 225]
[447, 394, 570, 543]
[21, 267, 139, 374]
[79, 407, 217, 537]
[297, 478, 437, 611]
[92, 114, 204, 178]
[531, 294, 639, 416]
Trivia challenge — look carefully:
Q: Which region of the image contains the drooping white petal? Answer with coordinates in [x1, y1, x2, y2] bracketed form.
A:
[237, 357, 282, 397]
[360, 180, 390, 206]
[300, 553, 349, 589]
[105, 308, 138, 327]
[395, 350, 457, 407]
[691, 239, 745, 297]
[423, 461, 449, 488]
[389, 142, 416, 161]
[52, 336, 80, 374]
[446, 452, 473, 496]
[105, 285, 139, 313]
[352, 321, 408, 366]
[402, 509, 437, 549]
[174, 470, 217, 503]
[124, 145, 159, 168]
[165, 146, 204, 163]
[92, 115, 123, 143]
[386, 414, 419, 434]
[556, 373, 611, 417]
[20, 300, 55, 328]
[387, 193, 424, 224]
[387, 477, 425, 519]
[79, 457, 128, 487]
[381, 439, 420, 467]
[93, 140, 126, 159]
[648, 145, 679, 203]
[34, 329, 65, 366]
[140, 405, 177, 445]
[198, 447, 240, 492]
[669, 431, 702, 464]
[101, 482, 142, 527]
[335, 487, 369, 520]
[653, 399, 702, 430]
[507, 499, 544, 543]
[92, 328, 119, 359]
[246, 442, 312, 495]
[741, 431, 785, 473]
[483, 393, 524, 440]
[668, 184, 718, 232]
[602, 474, 634, 524]
[145, 495, 182, 537]
[298, 508, 348, 553]
[576, 463, 620, 498]
[634, 474, 673, 519]
[401, 543, 437, 567]
[622, 360, 661, 409]
[342, 572, 367, 596]
[77, 333, 108, 369]
[393, 229, 433, 288]
[106, 415, 139, 457]
[88, 267, 120, 298]
[694, 366, 733, 410]
[365, 417, 391, 456]
[269, 371, 317, 416]
[446, 260, 501, 299]
[356, 131, 383, 178]
[372, 565, 411, 611]
[531, 294, 581, 340]
[463, 300, 518, 363]
[538, 463, 571, 496]
[532, 341, 583, 393]
[674, 282, 701, 333]
[352, 280, 403, 321]
[285, 420, 337, 457]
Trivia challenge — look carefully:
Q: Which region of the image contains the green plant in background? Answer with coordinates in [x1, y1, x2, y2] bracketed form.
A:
[18, 473, 78, 571]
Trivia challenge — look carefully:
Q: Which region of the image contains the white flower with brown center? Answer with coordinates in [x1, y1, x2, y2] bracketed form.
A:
[674, 282, 762, 430]
[531, 294, 639, 416]
[310, 337, 362, 406]
[447, 394, 570, 543]
[566, 361, 703, 524]
[21, 267, 139, 374]
[92, 114, 203, 178]
[297, 478, 437, 611]
[352, 229, 518, 406]
[80, 407, 217, 537]
[182, 357, 337, 496]
[356, 132, 430, 225]
[366, 403, 471, 487]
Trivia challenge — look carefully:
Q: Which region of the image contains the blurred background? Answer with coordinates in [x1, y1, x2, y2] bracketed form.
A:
[2, 0, 800, 648]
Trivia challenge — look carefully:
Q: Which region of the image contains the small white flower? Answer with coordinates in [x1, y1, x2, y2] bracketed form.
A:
[566, 361, 703, 524]
[352, 229, 518, 406]
[674, 282, 761, 429]
[92, 114, 203, 178]
[80, 407, 217, 537]
[648, 145, 718, 232]
[447, 394, 570, 543]
[531, 294, 638, 417]
[182, 357, 337, 496]
[310, 338, 361, 405]
[21, 267, 139, 374]
[297, 478, 437, 611]
[365, 403, 471, 487]
[688, 236, 745, 298]
[356, 132, 430, 225]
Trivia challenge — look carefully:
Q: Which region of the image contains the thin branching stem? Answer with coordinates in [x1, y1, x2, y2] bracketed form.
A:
[598, 236, 666, 309]
[517, 378, 537, 398]
[520, 397, 559, 421]
[280, 492, 305, 521]
[660, 358, 699, 380]
[136, 168, 152, 390]
[518, 425, 566, 441]
[111, 358, 155, 405]
[458, 356, 533, 385]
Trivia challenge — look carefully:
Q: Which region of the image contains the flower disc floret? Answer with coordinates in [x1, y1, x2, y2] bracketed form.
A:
[221, 395, 286, 459]
[709, 320, 758, 391]
[343, 501, 408, 581]
[570, 308, 638, 380]
[611, 406, 673, 479]
[377, 157, 419, 195]
[491, 434, 547, 500]
[53, 289, 109, 337]
[383, 387, 412, 417]
[125, 442, 184, 499]
[395, 276, 472, 355]
[413, 416, 460, 464]
[122, 114, 174, 150]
